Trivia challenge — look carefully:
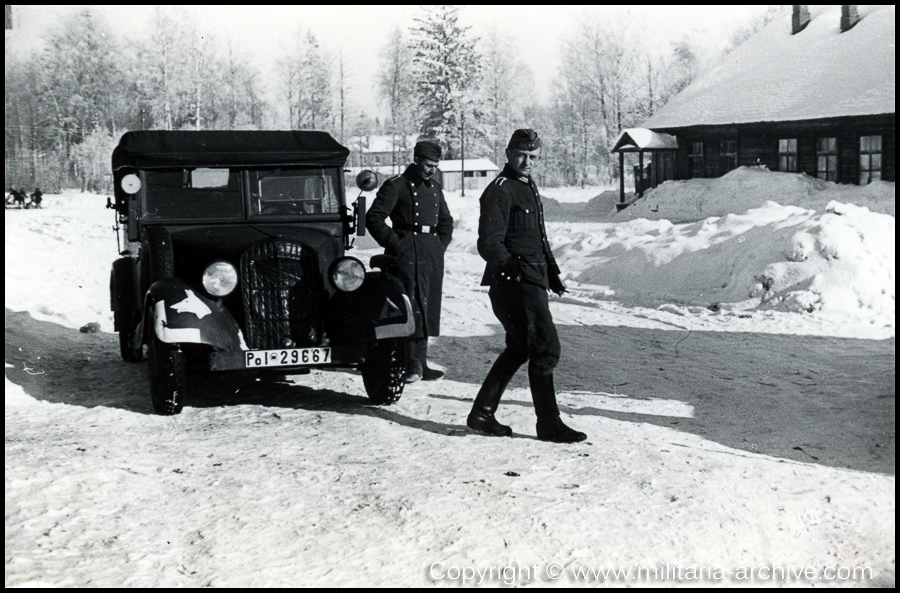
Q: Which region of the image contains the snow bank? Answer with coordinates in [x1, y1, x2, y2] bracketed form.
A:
[5, 170, 894, 339]
[616, 166, 895, 222]
[445, 168, 894, 331]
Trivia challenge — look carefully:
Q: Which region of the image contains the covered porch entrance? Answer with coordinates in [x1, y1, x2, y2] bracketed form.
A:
[611, 128, 678, 210]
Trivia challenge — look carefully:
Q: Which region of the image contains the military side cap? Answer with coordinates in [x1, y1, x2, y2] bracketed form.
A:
[507, 128, 542, 151]
[414, 140, 442, 161]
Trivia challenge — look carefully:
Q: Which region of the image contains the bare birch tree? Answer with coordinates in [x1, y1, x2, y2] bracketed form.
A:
[377, 26, 417, 169]
[478, 27, 534, 168]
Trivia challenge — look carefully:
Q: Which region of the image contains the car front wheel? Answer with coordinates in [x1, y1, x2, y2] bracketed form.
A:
[116, 310, 143, 362]
[361, 338, 406, 405]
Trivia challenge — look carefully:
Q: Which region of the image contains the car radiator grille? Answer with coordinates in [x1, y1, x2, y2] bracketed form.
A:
[240, 240, 323, 350]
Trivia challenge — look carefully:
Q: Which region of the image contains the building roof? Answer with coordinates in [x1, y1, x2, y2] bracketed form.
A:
[642, 5, 895, 129]
[437, 159, 499, 173]
[611, 129, 679, 152]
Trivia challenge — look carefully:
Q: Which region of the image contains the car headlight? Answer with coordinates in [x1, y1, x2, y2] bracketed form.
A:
[330, 257, 365, 292]
[202, 260, 239, 297]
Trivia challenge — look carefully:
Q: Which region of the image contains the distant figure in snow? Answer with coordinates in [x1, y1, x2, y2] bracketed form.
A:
[467, 128, 586, 443]
[30, 188, 43, 208]
[12, 188, 27, 208]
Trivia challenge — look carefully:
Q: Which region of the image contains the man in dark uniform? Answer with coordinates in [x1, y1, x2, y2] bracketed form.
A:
[467, 129, 586, 443]
[30, 187, 43, 208]
[366, 140, 454, 383]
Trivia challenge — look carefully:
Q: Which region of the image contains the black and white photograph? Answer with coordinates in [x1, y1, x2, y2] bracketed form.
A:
[5, 4, 894, 587]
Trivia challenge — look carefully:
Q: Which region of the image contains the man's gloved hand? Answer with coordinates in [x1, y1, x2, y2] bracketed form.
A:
[549, 272, 567, 297]
[497, 257, 521, 282]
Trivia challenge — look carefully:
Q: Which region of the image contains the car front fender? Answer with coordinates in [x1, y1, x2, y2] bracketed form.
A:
[326, 271, 418, 343]
[145, 279, 247, 351]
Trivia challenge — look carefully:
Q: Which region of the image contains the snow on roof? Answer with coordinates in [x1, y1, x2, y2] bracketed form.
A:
[611, 128, 679, 152]
[437, 159, 499, 173]
[642, 5, 895, 129]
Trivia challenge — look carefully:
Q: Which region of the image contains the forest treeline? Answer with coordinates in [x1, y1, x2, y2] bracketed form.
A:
[4, 6, 779, 192]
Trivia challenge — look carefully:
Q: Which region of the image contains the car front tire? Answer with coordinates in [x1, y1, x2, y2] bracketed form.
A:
[361, 338, 406, 405]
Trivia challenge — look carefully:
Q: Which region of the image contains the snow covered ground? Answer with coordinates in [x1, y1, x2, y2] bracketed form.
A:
[5, 170, 895, 586]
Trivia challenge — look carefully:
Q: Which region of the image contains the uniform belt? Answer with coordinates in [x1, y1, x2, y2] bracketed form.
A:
[394, 223, 437, 234]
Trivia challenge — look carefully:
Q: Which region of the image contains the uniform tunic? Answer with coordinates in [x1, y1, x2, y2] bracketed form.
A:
[477, 165, 561, 289]
[477, 164, 563, 374]
[366, 164, 454, 337]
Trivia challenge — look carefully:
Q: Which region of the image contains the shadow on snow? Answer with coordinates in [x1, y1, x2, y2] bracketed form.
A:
[5, 308, 895, 474]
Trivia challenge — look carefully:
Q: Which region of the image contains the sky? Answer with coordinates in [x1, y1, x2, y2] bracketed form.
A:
[5, 5, 773, 118]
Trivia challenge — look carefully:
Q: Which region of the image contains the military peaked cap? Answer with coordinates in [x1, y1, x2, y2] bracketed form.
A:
[507, 129, 542, 151]
[414, 140, 442, 161]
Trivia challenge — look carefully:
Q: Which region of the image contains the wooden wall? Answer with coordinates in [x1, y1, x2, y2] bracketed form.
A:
[653, 114, 895, 185]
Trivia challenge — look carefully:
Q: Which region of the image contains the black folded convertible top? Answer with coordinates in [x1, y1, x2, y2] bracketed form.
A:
[112, 130, 350, 170]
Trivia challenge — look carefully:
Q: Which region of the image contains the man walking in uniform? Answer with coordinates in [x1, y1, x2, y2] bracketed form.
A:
[366, 140, 454, 383]
[467, 129, 586, 443]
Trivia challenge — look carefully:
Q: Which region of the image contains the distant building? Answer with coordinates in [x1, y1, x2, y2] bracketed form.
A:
[346, 134, 418, 175]
[615, 5, 894, 205]
[345, 134, 499, 194]
[434, 159, 499, 193]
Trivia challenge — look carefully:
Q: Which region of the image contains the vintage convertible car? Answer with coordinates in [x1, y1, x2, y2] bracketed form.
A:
[108, 130, 415, 414]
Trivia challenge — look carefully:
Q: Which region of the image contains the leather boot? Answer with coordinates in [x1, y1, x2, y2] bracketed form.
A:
[419, 340, 444, 381]
[529, 369, 587, 443]
[467, 353, 520, 437]
[404, 338, 425, 383]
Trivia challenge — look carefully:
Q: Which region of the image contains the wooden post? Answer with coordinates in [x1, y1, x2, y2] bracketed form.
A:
[638, 151, 644, 197]
[619, 152, 625, 204]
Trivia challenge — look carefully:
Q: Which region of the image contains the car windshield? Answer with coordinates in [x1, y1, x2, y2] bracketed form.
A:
[140, 166, 343, 221]
[143, 168, 243, 220]
[249, 168, 341, 216]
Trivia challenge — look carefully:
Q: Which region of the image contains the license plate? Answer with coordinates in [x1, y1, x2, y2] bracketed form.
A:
[245, 347, 331, 368]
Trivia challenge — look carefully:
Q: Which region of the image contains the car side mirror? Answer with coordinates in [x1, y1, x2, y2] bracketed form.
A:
[356, 170, 378, 192]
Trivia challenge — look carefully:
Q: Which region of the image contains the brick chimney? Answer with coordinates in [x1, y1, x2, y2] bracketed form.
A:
[841, 5, 861, 32]
[792, 6, 810, 35]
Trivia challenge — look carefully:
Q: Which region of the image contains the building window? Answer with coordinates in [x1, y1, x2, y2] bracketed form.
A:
[778, 139, 798, 172]
[859, 135, 882, 184]
[689, 142, 704, 177]
[816, 137, 838, 182]
[721, 139, 738, 174]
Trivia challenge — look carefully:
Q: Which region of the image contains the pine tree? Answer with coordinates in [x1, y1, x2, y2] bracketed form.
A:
[409, 5, 482, 157]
